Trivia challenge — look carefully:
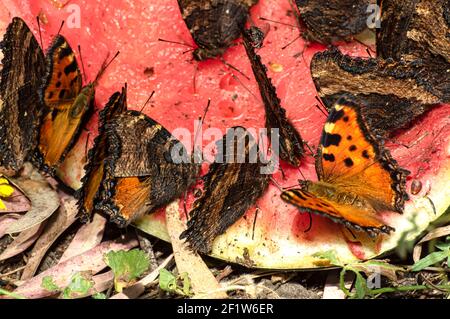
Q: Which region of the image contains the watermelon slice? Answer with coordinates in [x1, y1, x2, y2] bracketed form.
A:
[1, 0, 448, 269]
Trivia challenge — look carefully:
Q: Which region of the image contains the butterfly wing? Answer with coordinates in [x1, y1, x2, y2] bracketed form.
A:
[0, 17, 46, 170]
[180, 127, 270, 253]
[316, 95, 409, 213]
[177, 0, 253, 59]
[242, 30, 304, 166]
[36, 35, 90, 169]
[281, 189, 394, 236]
[77, 87, 128, 222]
[41, 35, 82, 106]
[97, 110, 200, 226]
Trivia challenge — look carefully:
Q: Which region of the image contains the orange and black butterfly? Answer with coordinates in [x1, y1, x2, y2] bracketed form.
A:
[310, 48, 447, 137]
[242, 29, 304, 166]
[0, 17, 46, 171]
[77, 86, 200, 226]
[281, 95, 410, 237]
[34, 34, 114, 172]
[180, 127, 270, 253]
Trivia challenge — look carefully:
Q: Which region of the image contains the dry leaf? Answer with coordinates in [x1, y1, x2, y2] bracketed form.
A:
[165, 202, 227, 299]
[6, 174, 60, 234]
[0, 186, 31, 214]
[0, 214, 21, 239]
[0, 223, 46, 262]
[20, 194, 78, 280]
[7, 235, 138, 299]
[59, 214, 107, 263]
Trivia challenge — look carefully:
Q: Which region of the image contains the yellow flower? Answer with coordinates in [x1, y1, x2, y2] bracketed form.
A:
[0, 177, 14, 210]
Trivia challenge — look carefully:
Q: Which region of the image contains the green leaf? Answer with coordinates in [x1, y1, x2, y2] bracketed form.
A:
[181, 272, 192, 296]
[41, 276, 60, 292]
[354, 272, 367, 299]
[105, 249, 150, 292]
[312, 250, 341, 266]
[62, 273, 94, 299]
[159, 268, 177, 292]
[411, 250, 449, 271]
[434, 241, 450, 251]
[92, 292, 107, 299]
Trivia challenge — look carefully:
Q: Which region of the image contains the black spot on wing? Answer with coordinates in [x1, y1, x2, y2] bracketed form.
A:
[58, 46, 72, 61]
[344, 157, 354, 167]
[321, 133, 342, 147]
[343, 116, 349, 122]
[347, 135, 352, 141]
[64, 59, 78, 75]
[327, 109, 344, 123]
[362, 150, 370, 159]
[323, 153, 335, 162]
[58, 89, 66, 99]
[349, 145, 357, 151]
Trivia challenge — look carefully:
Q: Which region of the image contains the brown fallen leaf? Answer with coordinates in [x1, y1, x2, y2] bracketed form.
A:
[0, 223, 46, 262]
[0, 214, 21, 239]
[165, 202, 227, 299]
[20, 194, 79, 280]
[6, 172, 60, 234]
[7, 235, 138, 299]
[59, 214, 107, 263]
[0, 187, 31, 214]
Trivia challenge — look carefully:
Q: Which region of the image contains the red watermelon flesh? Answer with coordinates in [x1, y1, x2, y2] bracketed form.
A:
[1, 0, 449, 269]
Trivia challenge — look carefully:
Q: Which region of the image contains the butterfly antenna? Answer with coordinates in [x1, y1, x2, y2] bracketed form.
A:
[193, 63, 198, 94]
[251, 207, 260, 240]
[94, 51, 120, 85]
[231, 74, 261, 102]
[365, 47, 373, 58]
[158, 38, 194, 49]
[192, 99, 211, 163]
[182, 48, 195, 55]
[298, 166, 307, 182]
[220, 57, 250, 80]
[315, 96, 329, 115]
[77, 45, 88, 82]
[259, 17, 298, 29]
[314, 104, 328, 117]
[139, 91, 155, 113]
[57, 20, 65, 35]
[269, 176, 285, 191]
[281, 34, 301, 50]
[36, 16, 44, 49]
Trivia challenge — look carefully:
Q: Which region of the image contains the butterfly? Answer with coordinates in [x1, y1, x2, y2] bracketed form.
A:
[35, 34, 115, 173]
[177, 0, 258, 60]
[0, 17, 46, 171]
[242, 29, 304, 166]
[77, 86, 200, 226]
[310, 48, 445, 137]
[294, 0, 371, 45]
[77, 86, 128, 222]
[281, 95, 410, 237]
[180, 126, 270, 253]
[376, 0, 449, 103]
